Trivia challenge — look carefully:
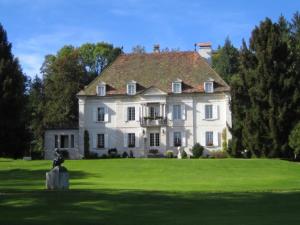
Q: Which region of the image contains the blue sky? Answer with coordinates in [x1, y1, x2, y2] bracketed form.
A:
[0, 0, 299, 77]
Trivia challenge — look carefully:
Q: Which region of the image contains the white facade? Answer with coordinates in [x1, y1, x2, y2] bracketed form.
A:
[77, 87, 231, 158]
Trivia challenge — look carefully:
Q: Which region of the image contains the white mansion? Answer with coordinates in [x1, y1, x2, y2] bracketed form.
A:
[44, 43, 232, 159]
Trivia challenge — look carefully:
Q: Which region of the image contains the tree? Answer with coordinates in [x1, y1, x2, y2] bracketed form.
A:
[0, 23, 27, 157]
[131, 45, 146, 54]
[289, 122, 300, 159]
[212, 37, 240, 83]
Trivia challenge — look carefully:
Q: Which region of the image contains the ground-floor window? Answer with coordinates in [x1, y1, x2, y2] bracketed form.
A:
[128, 133, 135, 148]
[150, 133, 160, 146]
[97, 134, 105, 148]
[174, 132, 182, 147]
[206, 131, 213, 146]
[60, 135, 69, 148]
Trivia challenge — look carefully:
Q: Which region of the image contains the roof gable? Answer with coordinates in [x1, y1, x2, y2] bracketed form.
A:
[141, 86, 167, 96]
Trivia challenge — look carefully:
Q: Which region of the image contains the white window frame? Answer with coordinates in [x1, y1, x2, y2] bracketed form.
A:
[173, 105, 181, 120]
[127, 82, 136, 95]
[127, 107, 135, 121]
[150, 133, 160, 147]
[97, 84, 106, 96]
[97, 107, 105, 122]
[172, 82, 182, 93]
[97, 133, 105, 149]
[206, 131, 213, 147]
[205, 105, 213, 119]
[204, 81, 214, 93]
[173, 132, 182, 147]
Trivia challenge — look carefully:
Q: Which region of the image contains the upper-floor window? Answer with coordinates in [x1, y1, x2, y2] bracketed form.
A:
[173, 105, 181, 120]
[127, 81, 136, 95]
[97, 107, 105, 122]
[205, 105, 213, 119]
[204, 81, 214, 93]
[127, 107, 135, 121]
[97, 84, 106, 96]
[172, 81, 182, 93]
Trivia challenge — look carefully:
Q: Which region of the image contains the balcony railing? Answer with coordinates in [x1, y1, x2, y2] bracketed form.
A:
[140, 117, 168, 127]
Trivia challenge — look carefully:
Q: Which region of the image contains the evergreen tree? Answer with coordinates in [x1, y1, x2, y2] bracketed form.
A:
[0, 23, 27, 157]
[212, 37, 240, 83]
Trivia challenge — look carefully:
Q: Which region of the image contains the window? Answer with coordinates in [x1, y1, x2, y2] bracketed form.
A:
[173, 105, 181, 120]
[127, 107, 135, 121]
[60, 135, 69, 148]
[206, 131, 213, 146]
[172, 82, 182, 93]
[54, 135, 58, 148]
[70, 135, 74, 148]
[127, 83, 136, 95]
[97, 107, 105, 122]
[205, 105, 213, 119]
[174, 132, 182, 147]
[97, 134, 105, 148]
[149, 106, 159, 118]
[204, 82, 213, 93]
[97, 85, 106, 96]
[128, 133, 135, 148]
[150, 133, 160, 146]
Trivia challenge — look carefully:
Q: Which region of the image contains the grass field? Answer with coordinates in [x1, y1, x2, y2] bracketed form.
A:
[1, 158, 300, 225]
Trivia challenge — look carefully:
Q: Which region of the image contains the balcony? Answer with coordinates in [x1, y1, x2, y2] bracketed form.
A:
[140, 116, 168, 127]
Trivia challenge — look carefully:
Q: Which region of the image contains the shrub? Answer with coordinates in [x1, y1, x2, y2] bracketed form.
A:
[59, 149, 69, 159]
[122, 151, 129, 158]
[289, 122, 300, 159]
[182, 150, 187, 159]
[192, 143, 204, 158]
[86, 152, 99, 159]
[108, 148, 118, 158]
[100, 154, 107, 159]
[165, 150, 174, 158]
[149, 149, 159, 154]
[222, 129, 228, 152]
[209, 150, 228, 158]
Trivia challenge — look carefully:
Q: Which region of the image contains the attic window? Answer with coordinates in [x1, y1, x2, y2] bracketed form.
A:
[97, 83, 106, 96]
[172, 80, 182, 93]
[127, 81, 136, 95]
[204, 81, 214, 93]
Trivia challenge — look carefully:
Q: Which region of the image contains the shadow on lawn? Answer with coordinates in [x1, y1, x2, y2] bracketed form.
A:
[0, 189, 300, 225]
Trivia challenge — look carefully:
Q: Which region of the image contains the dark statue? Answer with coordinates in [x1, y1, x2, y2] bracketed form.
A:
[52, 148, 65, 168]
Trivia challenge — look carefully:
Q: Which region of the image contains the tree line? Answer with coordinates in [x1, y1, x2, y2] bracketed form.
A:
[212, 13, 300, 158]
[1, 12, 300, 159]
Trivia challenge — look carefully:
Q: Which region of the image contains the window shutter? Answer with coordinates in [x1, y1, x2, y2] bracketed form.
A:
[201, 132, 206, 146]
[93, 133, 97, 148]
[201, 105, 206, 120]
[167, 105, 173, 121]
[124, 106, 128, 122]
[93, 107, 98, 122]
[104, 134, 108, 148]
[104, 106, 109, 122]
[181, 104, 186, 120]
[124, 133, 128, 147]
[136, 133, 139, 147]
[182, 131, 186, 147]
[169, 132, 173, 147]
[213, 105, 219, 120]
[135, 106, 140, 121]
[213, 132, 219, 146]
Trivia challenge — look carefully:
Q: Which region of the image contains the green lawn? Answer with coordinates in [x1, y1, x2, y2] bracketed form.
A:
[1, 158, 300, 225]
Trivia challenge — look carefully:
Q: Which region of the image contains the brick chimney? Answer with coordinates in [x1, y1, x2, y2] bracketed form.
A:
[153, 44, 160, 53]
[195, 42, 212, 65]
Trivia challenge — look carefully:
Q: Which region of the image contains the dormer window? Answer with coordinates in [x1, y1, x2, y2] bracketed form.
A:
[172, 79, 182, 93]
[97, 83, 106, 96]
[127, 81, 136, 95]
[204, 81, 214, 93]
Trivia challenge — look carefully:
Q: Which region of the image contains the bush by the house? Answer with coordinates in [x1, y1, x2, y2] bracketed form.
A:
[209, 150, 228, 158]
[108, 148, 119, 158]
[289, 122, 300, 160]
[129, 150, 134, 158]
[149, 149, 159, 155]
[165, 150, 174, 158]
[122, 151, 129, 158]
[182, 150, 187, 159]
[192, 143, 204, 158]
[58, 149, 69, 159]
[86, 152, 99, 159]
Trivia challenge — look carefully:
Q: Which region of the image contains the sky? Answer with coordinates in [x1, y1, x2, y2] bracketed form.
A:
[0, 0, 300, 77]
